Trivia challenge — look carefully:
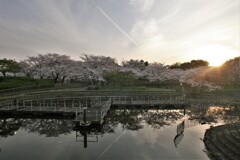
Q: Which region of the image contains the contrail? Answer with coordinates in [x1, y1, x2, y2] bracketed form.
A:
[97, 131, 126, 160]
[92, 1, 139, 47]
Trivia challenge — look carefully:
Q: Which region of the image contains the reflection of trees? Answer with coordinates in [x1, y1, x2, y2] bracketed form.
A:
[103, 109, 144, 132]
[103, 108, 184, 132]
[143, 110, 184, 129]
[222, 106, 240, 123]
[0, 118, 74, 137]
[21, 119, 73, 137]
[187, 105, 240, 124]
[187, 105, 212, 122]
[0, 119, 21, 137]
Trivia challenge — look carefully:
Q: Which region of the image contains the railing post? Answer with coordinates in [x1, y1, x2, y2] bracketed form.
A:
[83, 107, 87, 124]
[16, 100, 18, 110]
[75, 108, 77, 119]
[79, 103, 82, 113]
[96, 110, 98, 121]
[64, 100, 66, 112]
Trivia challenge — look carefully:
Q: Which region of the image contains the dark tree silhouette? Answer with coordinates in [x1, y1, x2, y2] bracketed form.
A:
[0, 58, 21, 76]
[170, 60, 209, 70]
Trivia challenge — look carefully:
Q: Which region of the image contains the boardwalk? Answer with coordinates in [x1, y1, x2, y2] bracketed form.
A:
[74, 100, 111, 124]
[0, 93, 236, 125]
[0, 95, 187, 125]
[0, 99, 112, 125]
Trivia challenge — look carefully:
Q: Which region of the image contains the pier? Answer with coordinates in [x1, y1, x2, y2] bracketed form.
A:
[0, 95, 188, 124]
[0, 93, 234, 125]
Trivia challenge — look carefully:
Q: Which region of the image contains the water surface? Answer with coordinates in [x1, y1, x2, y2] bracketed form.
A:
[0, 105, 239, 160]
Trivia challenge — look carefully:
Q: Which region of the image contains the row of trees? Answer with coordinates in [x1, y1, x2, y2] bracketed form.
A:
[0, 53, 239, 90]
[18, 53, 210, 87]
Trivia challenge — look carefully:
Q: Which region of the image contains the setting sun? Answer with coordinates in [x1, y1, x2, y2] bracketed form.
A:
[188, 45, 239, 66]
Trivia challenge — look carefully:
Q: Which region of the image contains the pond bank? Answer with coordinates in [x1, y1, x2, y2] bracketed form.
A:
[204, 122, 240, 160]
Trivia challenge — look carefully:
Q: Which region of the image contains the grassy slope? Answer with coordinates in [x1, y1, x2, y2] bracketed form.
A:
[97, 85, 176, 92]
[0, 77, 54, 90]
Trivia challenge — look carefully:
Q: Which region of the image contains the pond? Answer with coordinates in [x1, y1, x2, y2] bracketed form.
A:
[0, 105, 239, 160]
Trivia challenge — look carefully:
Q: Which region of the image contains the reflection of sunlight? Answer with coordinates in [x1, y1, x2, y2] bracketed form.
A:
[206, 106, 228, 115]
[188, 45, 239, 66]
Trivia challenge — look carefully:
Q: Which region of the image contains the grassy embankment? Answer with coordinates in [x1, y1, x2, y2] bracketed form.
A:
[0, 77, 177, 102]
[204, 123, 240, 160]
[0, 77, 54, 90]
[91, 84, 176, 92]
[0, 77, 175, 92]
[1, 76, 239, 94]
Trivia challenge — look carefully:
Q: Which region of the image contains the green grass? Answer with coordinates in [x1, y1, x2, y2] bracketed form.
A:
[0, 77, 54, 90]
[97, 85, 176, 92]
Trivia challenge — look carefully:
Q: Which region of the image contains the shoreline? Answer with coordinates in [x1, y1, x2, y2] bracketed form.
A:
[204, 122, 240, 160]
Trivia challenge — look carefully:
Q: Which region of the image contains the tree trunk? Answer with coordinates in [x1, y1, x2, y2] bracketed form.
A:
[61, 76, 66, 84]
[2, 71, 6, 77]
[54, 74, 59, 83]
[51, 72, 59, 83]
[54, 77, 58, 83]
[26, 73, 31, 78]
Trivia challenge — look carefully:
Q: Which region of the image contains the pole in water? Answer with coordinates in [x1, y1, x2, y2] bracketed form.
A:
[84, 127, 87, 148]
[83, 107, 87, 124]
[75, 108, 77, 119]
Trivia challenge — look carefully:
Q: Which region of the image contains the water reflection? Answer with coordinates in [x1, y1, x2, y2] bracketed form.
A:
[0, 105, 239, 149]
[0, 119, 21, 137]
[187, 105, 240, 124]
[0, 118, 73, 138]
[73, 123, 103, 148]
[104, 108, 185, 132]
[21, 119, 73, 137]
[174, 120, 185, 148]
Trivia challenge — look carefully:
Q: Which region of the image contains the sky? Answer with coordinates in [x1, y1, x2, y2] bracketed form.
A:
[0, 0, 239, 66]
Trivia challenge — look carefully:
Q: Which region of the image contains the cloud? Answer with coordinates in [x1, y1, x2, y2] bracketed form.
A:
[129, 0, 155, 13]
[0, 0, 239, 64]
[130, 19, 163, 52]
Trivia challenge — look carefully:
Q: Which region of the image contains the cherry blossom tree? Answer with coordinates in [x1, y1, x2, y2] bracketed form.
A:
[19, 60, 36, 78]
[43, 53, 75, 83]
[24, 54, 49, 79]
[23, 53, 76, 83]
[80, 54, 119, 83]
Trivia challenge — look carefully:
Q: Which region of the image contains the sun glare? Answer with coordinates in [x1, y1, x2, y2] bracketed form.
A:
[188, 45, 240, 66]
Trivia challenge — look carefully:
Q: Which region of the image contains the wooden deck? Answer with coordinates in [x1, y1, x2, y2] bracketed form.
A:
[0, 99, 112, 125]
[74, 100, 111, 124]
[0, 94, 235, 125]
